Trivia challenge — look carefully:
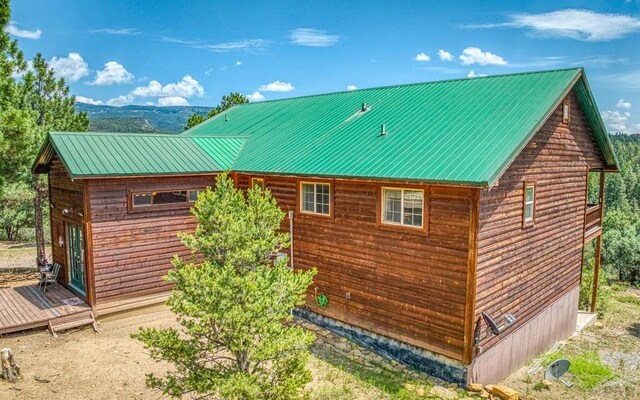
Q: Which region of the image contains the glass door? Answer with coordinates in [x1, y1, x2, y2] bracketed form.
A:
[67, 224, 86, 296]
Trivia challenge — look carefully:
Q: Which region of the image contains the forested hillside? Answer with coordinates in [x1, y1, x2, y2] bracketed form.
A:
[601, 134, 640, 283]
[76, 103, 213, 133]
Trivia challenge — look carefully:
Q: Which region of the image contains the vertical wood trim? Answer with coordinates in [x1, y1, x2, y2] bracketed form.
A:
[463, 188, 480, 364]
[591, 235, 602, 312]
[599, 170, 605, 214]
[83, 180, 96, 308]
[580, 166, 589, 287]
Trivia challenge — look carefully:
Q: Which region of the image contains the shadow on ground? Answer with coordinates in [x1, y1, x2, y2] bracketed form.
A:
[628, 323, 640, 338]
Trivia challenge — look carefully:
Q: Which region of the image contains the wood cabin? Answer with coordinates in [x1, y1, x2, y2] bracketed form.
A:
[32, 68, 618, 384]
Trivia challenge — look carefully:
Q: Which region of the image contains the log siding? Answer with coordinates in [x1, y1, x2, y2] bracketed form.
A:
[49, 156, 86, 290]
[87, 175, 216, 303]
[237, 175, 475, 361]
[474, 91, 605, 356]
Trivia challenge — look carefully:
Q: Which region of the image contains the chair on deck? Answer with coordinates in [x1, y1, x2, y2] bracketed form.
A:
[39, 263, 61, 294]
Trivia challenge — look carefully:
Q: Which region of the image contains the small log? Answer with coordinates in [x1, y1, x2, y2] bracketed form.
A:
[1, 348, 21, 383]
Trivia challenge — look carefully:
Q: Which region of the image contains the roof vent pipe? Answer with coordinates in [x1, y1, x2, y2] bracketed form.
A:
[380, 123, 386, 136]
[361, 102, 368, 112]
[224, 114, 229, 122]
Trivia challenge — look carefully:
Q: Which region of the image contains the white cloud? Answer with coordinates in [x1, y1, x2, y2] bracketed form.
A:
[288, 28, 340, 47]
[49, 53, 89, 82]
[131, 75, 204, 98]
[75, 96, 103, 105]
[157, 96, 189, 106]
[459, 47, 507, 66]
[91, 28, 140, 35]
[467, 71, 487, 78]
[106, 94, 134, 106]
[466, 9, 640, 42]
[161, 36, 269, 52]
[346, 84, 357, 91]
[259, 80, 294, 92]
[5, 20, 41, 39]
[235, 61, 242, 66]
[438, 49, 453, 61]
[601, 110, 633, 133]
[246, 91, 266, 102]
[415, 52, 431, 62]
[88, 61, 134, 86]
[616, 99, 632, 109]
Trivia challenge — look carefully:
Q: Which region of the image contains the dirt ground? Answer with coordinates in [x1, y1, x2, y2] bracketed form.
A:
[0, 242, 51, 271]
[0, 306, 176, 400]
[1, 242, 639, 399]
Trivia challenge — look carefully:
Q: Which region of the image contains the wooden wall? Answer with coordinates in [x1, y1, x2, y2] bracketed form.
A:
[474, 91, 606, 356]
[237, 175, 476, 362]
[49, 156, 86, 287]
[87, 175, 216, 303]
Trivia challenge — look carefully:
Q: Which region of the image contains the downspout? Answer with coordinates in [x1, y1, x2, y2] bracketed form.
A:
[288, 210, 294, 268]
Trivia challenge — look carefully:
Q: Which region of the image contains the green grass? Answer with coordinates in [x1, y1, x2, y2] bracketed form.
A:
[616, 294, 640, 306]
[308, 346, 449, 400]
[540, 350, 615, 390]
[310, 384, 356, 400]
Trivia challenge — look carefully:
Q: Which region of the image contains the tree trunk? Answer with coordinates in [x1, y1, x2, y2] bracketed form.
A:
[33, 175, 46, 266]
[1, 348, 20, 383]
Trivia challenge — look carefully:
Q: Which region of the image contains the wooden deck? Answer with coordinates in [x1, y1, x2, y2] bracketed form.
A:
[0, 282, 91, 335]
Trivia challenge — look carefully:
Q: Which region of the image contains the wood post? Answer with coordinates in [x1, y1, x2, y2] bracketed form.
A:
[590, 170, 605, 313]
[590, 234, 602, 313]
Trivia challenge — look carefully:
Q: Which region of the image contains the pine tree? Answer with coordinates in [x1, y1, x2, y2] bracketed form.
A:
[15, 53, 89, 262]
[184, 92, 248, 130]
[134, 174, 316, 400]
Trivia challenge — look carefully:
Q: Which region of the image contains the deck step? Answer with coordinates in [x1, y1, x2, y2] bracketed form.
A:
[48, 310, 99, 338]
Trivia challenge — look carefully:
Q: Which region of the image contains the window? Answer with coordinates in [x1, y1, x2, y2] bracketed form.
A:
[251, 177, 265, 189]
[188, 189, 202, 203]
[523, 183, 535, 225]
[132, 189, 203, 208]
[562, 99, 570, 124]
[382, 188, 423, 228]
[300, 182, 330, 215]
[132, 193, 152, 207]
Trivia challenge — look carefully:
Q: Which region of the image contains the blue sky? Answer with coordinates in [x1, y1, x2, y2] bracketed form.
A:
[7, 0, 640, 132]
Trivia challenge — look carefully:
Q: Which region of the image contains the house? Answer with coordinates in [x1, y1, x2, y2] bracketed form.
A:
[32, 68, 618, 384]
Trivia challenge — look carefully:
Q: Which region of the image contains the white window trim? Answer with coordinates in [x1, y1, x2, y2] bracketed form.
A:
[300, 182, 331, 215]
[381, 187, 424, 228]
[524, 184, 535, 223]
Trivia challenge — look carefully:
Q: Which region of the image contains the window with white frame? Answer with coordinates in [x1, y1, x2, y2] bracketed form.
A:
[524, 183, 535, 224]
[301, 182, 330, 215]
[382, 188, 423, 227]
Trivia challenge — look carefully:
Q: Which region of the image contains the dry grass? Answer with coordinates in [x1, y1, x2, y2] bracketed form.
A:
[501, 286, 640, 400]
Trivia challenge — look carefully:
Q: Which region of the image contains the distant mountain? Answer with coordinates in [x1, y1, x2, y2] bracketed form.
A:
[75, 103, 213, 134]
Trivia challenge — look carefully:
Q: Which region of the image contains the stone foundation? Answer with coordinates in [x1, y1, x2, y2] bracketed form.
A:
[294, 307, 468, 385]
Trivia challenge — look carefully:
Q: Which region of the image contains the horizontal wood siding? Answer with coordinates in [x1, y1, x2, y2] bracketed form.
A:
[238, 175, 474, 361]
[88, 176, 216, 303]
[474, 91, 606, 354]
[49, 156, 85, 286]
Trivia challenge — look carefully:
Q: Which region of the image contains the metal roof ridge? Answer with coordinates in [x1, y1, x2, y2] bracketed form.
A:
[200, 67, 585, 107]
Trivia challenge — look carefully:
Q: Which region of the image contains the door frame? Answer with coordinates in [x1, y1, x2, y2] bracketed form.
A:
[65, 221, 87, 298]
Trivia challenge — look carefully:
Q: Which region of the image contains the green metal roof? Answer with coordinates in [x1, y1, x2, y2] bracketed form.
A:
[183, 68, 617, 186]
[33, 132, 245, 178]
[34, 68, 618, 184]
